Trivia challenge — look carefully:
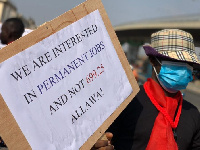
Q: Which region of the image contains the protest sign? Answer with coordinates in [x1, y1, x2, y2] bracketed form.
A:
[0, 0, 139, 149]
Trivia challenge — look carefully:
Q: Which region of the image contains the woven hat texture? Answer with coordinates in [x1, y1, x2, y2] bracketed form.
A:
[143, 29, 200, 68]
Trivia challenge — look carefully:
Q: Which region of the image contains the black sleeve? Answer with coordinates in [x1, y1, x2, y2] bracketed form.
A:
[106, 104, 127, 143]
[106, 86, 143, 137]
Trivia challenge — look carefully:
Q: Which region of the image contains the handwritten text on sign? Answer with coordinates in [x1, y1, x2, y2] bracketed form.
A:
[0, 10, 132, 150]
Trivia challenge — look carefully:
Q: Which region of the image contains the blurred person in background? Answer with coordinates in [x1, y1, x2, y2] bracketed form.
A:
[0, 18, 24, 45]
[129, 64, 139, 82]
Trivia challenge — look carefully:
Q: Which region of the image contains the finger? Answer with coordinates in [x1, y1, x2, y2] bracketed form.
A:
[98, 145, 114, 150]
[93, 140, 108, 148]
[105, 132, 113, 141]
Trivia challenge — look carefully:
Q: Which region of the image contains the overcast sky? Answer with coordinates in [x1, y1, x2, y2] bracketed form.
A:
[10, 0, 200, 27]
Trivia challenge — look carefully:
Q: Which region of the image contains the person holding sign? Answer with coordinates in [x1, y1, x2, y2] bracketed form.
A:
[0, 18, 24, 45]
[95, 29, 200, 150]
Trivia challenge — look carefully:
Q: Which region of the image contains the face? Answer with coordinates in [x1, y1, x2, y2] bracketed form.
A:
[150, 57, 194, 95]
[150, 57, 194, 81]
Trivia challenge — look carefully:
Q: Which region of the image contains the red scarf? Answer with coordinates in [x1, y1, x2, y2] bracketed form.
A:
[144, 78, 183, 150]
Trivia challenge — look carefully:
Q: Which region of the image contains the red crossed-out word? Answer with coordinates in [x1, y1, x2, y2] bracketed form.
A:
[86, 64, 104, 83]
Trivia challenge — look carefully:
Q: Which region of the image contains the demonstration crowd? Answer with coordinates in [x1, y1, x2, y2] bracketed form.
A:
[0, 17, 199, 150]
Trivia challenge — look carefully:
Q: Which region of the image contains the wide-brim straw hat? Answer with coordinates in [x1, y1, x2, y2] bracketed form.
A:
[143, 29, 200, 69]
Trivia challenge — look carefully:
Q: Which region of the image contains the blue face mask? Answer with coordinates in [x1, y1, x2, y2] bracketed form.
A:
[153, 60, 193, 93]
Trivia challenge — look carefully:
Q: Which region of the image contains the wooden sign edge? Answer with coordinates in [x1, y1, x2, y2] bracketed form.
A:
[0, 0, 140, 149]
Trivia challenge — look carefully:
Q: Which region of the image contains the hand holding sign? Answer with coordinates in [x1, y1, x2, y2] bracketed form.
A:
[91, 132, 114, 150]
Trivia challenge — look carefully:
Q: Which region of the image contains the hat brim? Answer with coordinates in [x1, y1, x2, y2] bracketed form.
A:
[143, 45, 200, 70]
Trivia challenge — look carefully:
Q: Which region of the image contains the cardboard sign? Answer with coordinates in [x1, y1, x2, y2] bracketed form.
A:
[0, 0, 139, 149]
